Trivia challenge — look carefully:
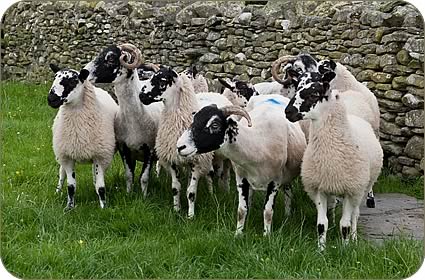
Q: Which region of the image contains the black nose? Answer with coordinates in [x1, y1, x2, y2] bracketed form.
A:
[177, 145, 186, 152]
[139, 93, 153, 105]
[47, 92, 62, 108]
[285, 106, 302, 122]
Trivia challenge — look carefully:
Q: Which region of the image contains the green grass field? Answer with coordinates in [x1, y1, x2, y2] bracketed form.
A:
[1, 82, 423, 279]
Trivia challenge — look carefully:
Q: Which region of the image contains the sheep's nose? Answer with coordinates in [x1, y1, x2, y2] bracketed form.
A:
[177, 145, 186, 152]
[285, 106, 302, 122]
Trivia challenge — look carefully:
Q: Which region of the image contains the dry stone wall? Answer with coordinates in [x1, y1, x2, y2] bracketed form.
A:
[1, 0, 424, 176]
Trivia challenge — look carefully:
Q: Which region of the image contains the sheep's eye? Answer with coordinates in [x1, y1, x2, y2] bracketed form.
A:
[209, 122, 221, 133]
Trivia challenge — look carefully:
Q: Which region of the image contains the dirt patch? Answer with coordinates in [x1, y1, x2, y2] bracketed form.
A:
[359, 193, 424, 243]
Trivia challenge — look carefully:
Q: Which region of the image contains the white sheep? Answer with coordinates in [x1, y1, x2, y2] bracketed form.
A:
[177, 94, 307, 236]
[273, 54, 381, 207]
[285, 71, 383, 250]
[84, 43, 163, 196]
[48, 64, 118, 209]
[139, 67, 233, 218]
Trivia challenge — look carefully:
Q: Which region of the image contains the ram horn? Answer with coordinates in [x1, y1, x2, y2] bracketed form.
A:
[118, 43, 143, 69]
[221, 105, 252, 127]
[271, 55, 297, 85]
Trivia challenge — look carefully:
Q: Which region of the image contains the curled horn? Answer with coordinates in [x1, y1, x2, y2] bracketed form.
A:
[221, 105, 252, 127]
[218, 78, 234, 90]
[271, 55, 296, 85]
[118, 43, 143, 69]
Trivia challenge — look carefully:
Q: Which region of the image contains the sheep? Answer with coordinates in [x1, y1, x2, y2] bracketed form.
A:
[48, 64, 118, 209]
[139, 67, 233, 218]
[284, 70, 383, 250]
[176, 94, 307, 236]
[273, 54, 381, 208]
[182, 65, 209, 93]
[84, 43, 162, 196]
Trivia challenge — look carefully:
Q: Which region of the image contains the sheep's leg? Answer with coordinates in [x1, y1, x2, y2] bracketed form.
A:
[169, 164, 181, 212]
[62, 160, 76, 210]
[120, 144, 136, 193]
[206, 169, 214, 195]
[155, 161, 162, 176]
[310, 190, 328, 251]
[55, 165, 66, 193]
[235, 176, 251, 236]
[350, 199, 361, 242]
[340, 195, 354, 246]
[140, 145, 152, 198]
[187, 166, 202, 219]
[93, 162, 107, 209]
[327, 195, 337, 226]
[220, 159, 231, 192]
[283, 185, 292, 216]
[92, 164, 97, 186]
[263, 181, 279, 236]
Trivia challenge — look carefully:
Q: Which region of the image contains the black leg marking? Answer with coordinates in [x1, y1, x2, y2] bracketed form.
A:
[122, 144, 136, 173]
[342, 226, 350, 239]
[188, 192, 195, 202]
[318, 224, 325, 235]
[98, 187, 106, 201]
[140, 144, 151, 177]
[171, 164, 179, 179]
[172, 188, 178, 196]
[67, 184, 75, 208]
[72, 172, 75, 179]
[241, 178, 250, 209]
[68, 184, 75, 197]
[264, 181, 278, 208]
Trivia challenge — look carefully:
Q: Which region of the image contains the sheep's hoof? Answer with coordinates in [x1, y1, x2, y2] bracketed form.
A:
[234, 230, 244, 238]
[55, 188, 62, 194]
[366, 197, 375, 208]
[64, 204, 74, 212]
[318, 244, 326, 252]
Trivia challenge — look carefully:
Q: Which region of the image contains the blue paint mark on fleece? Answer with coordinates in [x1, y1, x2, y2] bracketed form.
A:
[261, 98, 287, 108]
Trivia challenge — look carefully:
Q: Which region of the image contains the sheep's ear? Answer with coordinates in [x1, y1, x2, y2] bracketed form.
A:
[287, 69, 300, 81]
[322, 71, 336, 83]
[191, 65, 198, 77]
[328, 60, 337, 70]
[169, 67, 178, 78]
[218, 78, 234, 90]
[50, 63, 61, 74]
[78, 69, 90, 82]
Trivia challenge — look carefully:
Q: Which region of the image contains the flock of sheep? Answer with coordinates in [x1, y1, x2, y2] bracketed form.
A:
[47, 42, 383, 251]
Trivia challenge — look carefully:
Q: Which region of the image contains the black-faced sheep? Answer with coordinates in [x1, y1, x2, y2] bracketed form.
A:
[285, 71, 383, 250]
[139, 67, 233, 218]
[48, 64, 118, 209]
[177, 94, 307, 235]
[84, 43, 162, 196]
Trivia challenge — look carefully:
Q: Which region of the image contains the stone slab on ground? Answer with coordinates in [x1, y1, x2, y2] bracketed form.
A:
[359, 193, 424, 243]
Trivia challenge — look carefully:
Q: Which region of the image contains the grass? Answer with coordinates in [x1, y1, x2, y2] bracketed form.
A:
[1, 82, 423, 279]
